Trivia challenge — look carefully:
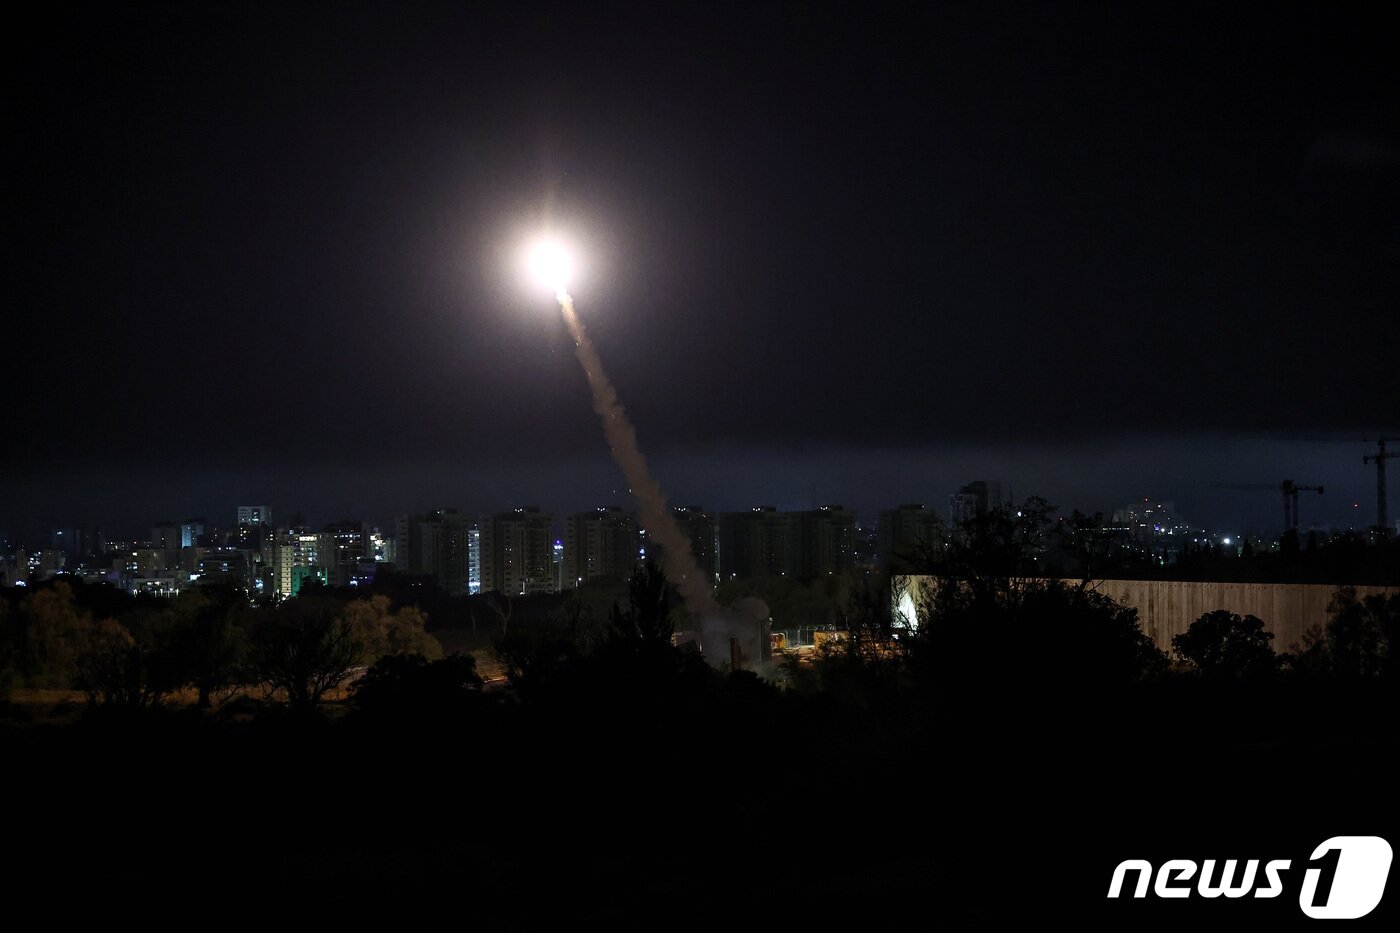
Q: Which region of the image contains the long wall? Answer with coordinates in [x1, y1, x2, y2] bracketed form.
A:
[894, 577, 1398, 654]
[1088, 579, 1397, 653]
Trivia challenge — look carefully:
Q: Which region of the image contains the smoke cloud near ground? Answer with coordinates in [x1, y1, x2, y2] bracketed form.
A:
[556, 292, 729, 646]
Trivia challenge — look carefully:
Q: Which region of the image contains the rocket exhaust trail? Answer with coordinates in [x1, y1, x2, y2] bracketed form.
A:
[556, 291, 720, 624]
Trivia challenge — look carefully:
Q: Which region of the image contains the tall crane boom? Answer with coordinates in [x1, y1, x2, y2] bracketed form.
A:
[1363, 437, 1398, 538]
[1210, 479, 1324, 534]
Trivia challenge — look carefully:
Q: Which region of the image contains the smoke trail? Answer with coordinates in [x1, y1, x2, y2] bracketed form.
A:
[556, 291, 721, 625]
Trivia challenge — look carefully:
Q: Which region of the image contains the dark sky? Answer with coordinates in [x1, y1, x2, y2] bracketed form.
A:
[6, 1, 1398, 539]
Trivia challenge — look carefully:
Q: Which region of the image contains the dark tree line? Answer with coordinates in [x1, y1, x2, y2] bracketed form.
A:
[1161, 589, 1398, 682]
[3, 507, 1393, 724]
[884, 498, 1398, 687]
[0, 579, 441, 710]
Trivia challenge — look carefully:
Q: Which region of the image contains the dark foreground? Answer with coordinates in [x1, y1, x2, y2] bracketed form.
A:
[2, 677, 1395, 928]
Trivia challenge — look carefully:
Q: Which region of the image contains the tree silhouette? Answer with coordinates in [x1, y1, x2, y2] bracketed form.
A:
[1295, 587, 1398, 680]
[915, 496, 1058, 601]
[173, 586, 249, 707]
[716, 573, 843, 634]
[1026, 583, 1167, 684]
[602, 561, 676, 657]
[1064, 509, 1110, 581]
[350, 653, 484, 720]
[909, 578, 1165, 688]
[74, 609, 183, 708]
[341, 595, 442, 663]
[1172, 610, 1276, 680]
[588, 562, 714, 703]
[834, 571, 899, 661]
[18, 581, 94, 688]
[248, 599, 361, 711]
[484, 592, 513, 637]
[0, 598, 16, 701]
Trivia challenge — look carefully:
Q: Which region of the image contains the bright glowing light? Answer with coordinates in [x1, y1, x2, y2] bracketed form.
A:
[528, 239, 575, 296]
[1223, 537, 1232, 545]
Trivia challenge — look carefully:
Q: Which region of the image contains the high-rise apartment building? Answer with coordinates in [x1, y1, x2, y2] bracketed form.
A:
[947, 481, 1003, 527]
[479, 507, 556, 595]
[877, 503, 941, 570]
[395, 509, 471, 594]
[272, 530, 324, 598]
[237, 505, 271, 526]
[798, 505, 857, 577]
[319, 520, 368, 587]
[718, 507, 789, 579]
[50, 527, 103, 558]
[563, 506, 639, 588]
[151, 522, 182, 550]
[467, 525, 481, 594]
[180, 518, 206, 549]
[658, 506, 717, 583]
[717, 506, 853, 580]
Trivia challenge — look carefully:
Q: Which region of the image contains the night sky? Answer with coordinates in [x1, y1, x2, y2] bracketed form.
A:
[7, 1, 1398, 539]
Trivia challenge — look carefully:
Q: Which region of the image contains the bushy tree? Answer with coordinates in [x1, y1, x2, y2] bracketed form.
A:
[19, 581, 95, 688]
[341, 595, 442, 663]
[0, 599, 15, 701]
[604, 561, 674, 650]
[1328, 588, 1396, 679]
[74, 609, 184, 708]
[248, 599, 362, 711]
[1026, 583, 1168, 684]
[351, 653, 484, 720]
[910, 578, 1166, 687]
[173, 586, 250, 707]
[938, 496, 1057, 591]
[497, 563, 713, 706]
[1172, 610, 1276, 680]
[716, 573, 844, 632]
[496, 616, 582, 699]
[810, 571, 905, 710]
[1291, 588, 1396, 680]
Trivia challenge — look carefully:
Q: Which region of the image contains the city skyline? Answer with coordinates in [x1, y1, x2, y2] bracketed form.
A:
[11, 475, 1391, 564]
[4, 432, 1392, 543]
[15, 485, 1392, 605]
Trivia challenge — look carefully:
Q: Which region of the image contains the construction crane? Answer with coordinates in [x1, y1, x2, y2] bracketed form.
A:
[1210, 480, 1324, 535]
[1362, 437, 1397, 537]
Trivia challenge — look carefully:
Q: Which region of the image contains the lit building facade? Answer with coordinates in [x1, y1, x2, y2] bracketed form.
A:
[563, 506, 639, 588]
[395, 508, 472, 594]
[479, 507, 556, 595]
[718, 506, 855, 579]
[237, 505, 271, 526]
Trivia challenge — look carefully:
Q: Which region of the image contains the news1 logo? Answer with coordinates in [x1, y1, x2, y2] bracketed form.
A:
[1107, 836, 1393, 919]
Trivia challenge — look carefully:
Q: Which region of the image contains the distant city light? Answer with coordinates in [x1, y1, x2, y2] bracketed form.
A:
[1222, 537, 1232, 545]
